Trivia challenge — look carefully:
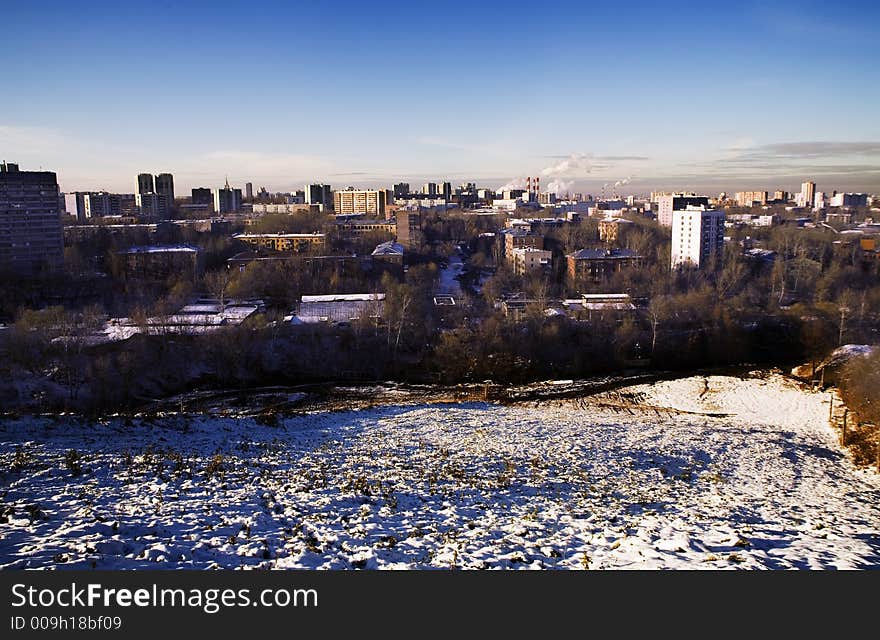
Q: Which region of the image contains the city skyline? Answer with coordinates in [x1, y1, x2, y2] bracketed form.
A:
[2, 1, 879, 195]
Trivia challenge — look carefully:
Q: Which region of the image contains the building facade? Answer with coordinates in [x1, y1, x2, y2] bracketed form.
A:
[333, 189, 387, 216]
[191, 187, 213, 209]
[567, 248, 642, 284]
[797, 181, 816, 208]
[137, 173, 154, 194]
[734, 191, 768, 207]
[136, 192, 171, 218]
[234, 233, 326, 252]
[657, 194, 710, 227]
[511, 247, 552, 276]
[214, 183, 243, 214]
[0, 161, 64, 275]
[395, 210, 423, 249]
[670, 205, 725, 269]
[155, 173, 175, 203]
[119, 245, 202, 282]
[305, 184, 333, 209]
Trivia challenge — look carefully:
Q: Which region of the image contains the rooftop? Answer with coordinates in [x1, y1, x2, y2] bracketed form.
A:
[300, 293, 385, 303]
[568, 248, 641, 260]
[121, 244, 199, 254]
[371, 241, 405, 256]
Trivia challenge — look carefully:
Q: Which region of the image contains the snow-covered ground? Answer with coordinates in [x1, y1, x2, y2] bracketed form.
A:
[1, 372, 878, 570]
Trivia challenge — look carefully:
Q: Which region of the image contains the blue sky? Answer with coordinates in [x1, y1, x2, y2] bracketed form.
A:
[2, 0, 879, 195]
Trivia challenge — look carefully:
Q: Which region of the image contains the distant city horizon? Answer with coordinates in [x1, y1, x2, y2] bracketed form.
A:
[3, 2, 879, 198]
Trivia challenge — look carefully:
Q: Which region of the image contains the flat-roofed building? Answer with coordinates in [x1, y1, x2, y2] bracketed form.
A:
[396, 210, 423, 249]
[234, 232, 326, 252]
[334, 188, 386, 216]
[670, 205, 725, 269]
[511, 247, 552, 276]
[118, 244, 202, 282]
[657, 193, 709, 227]
[0, 161, 63, 275]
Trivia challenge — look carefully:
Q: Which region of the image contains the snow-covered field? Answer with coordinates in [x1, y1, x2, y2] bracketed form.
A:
[1, 372, 878, 570]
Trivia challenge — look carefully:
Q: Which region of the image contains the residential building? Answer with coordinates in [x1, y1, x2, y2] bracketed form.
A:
[670, 205, 725, 269]
[396, 210, 423, 249]
[118, 244, 202, 282]
[734, 191, 768, 207]
[71, 192, 137, 221]
[503, 229, 542, 261]
[137, 173, 154, 194]
[295, 293, 385, 324]
[305, 184, 332, 208]
[135, 192, 171, 218]
[191, 188, 213, 210]
[214, 181, 243, 214]
[0, 161, 64, 275]
[656, 193, 710, 227]
[248, 203, 321, 214]
[245, 182, 253, 200]
[567, 248, 642, 283]
[334, 218, 396, 238]
[511, 247, 552, 276]
[598, 217, 634, 244]
[797, 181, 816, 208]
[393, 183, 410, 199]
[829, 193, 868, 208]
[441, 182, 452, 199]
[155, 173, 175, 203]
[371, 241, 405, 275]
[233, 232, 326, 252]
[422, 182, 438, 196]
[773, 190, 789, 202]
[333, 188, 387, 216]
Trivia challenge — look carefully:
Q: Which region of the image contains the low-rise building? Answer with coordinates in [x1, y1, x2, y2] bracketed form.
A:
[118, 244, 202, 282]
[371, 240, 404, 268]
[598, 217, 634, 243]
[502, 228, 543, 262]
[233, 233, 326, 252]
[567, 247, 642, 283]
[334, 219, 396, 238]
[294, 293, 385, 325]
[511, 247, 552, 276]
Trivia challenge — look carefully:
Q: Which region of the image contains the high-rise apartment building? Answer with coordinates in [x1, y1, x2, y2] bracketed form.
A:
[333, 188, 386, 216]
[657, 193, 710, 227]
[214, 181, 243, 214]
[136, 192, 171, 218]
[0, 161, 64, 275]
[829, 193, 868, 208]
[441, 181, 452, 199]
[155, 173, 175, 202]
[422, 182, 438, 197]
[245, 182, 253, 200]
[191, 187, 213, 207]
[797, 181, 816, 208]
[734, 191, 768, 207]
[305, 184, 332, 209]
[670, 205, 725, 269]
[78, 192, 137, 219]
[393, 183, 410, 199]
[137, 173, 155, 194]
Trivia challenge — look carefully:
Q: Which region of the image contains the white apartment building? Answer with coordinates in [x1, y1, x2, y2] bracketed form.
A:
[333, 189, 386, 216]
[657, 193, 709, 227]
[670, 205, 725, 269]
